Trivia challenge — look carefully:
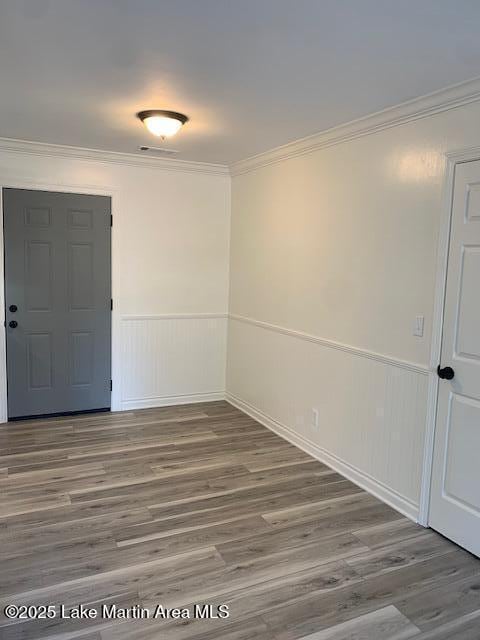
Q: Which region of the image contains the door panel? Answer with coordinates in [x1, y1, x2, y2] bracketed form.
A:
[430, 160, 480, 557]
[444, 394, 480, 513]
[465, 182, 480, 220]
[3, 188, 111, 418]
[68, 209, 93, 229]
[68, 242, 94, 309]
[27, 333, 53, 389]
[26, 241, 53, 310]
[69, 331, 94, 386]
[25, 206, 51, 227]
[455, 247, 480, 359]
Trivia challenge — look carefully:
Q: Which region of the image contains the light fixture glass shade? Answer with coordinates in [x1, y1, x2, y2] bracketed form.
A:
[143, 115, 183, 137]
[137, 110, 188, 138]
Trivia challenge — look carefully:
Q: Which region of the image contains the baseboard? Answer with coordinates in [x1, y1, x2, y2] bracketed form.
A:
[121, 391, 226, 410]
[226, 392, 420, 523]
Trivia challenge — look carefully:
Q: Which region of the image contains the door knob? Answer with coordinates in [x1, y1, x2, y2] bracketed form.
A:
[9, 305, 17, 313]
[437, 365, 455, 380]
[8, 320, 18, 329]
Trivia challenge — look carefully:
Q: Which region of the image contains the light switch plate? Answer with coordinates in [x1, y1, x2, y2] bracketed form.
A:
[413, 315, 424, 337]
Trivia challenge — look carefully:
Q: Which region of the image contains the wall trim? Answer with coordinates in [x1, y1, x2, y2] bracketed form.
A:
[229, 313, 430, 375]
[418, 145, 480, 526]
[121, 313, 228, 321]
[121, 391, 225, 410]
[230, 75, 480, 175]
[226, 392, 419, 522]
[0, 137, 229, 177]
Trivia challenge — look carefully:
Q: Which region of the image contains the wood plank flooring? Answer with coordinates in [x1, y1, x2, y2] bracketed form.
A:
[0, 401, 479, 640]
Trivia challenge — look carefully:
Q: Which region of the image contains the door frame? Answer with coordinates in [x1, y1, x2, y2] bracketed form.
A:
[419, 144, 480, 526]
[0, 178, 120, 422]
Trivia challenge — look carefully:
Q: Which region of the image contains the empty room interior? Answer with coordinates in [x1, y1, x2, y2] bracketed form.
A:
[1, 1, 480, 639]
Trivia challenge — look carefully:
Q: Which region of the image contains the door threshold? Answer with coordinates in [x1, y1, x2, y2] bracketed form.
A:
[9, 407, 111, 421]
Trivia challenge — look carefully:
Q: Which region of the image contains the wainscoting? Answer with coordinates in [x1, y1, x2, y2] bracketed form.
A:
[119, 314, 228, 409]
[226, 315, 430, 521]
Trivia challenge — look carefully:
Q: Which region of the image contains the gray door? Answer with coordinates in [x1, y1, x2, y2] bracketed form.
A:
[3, 189, 111, 419]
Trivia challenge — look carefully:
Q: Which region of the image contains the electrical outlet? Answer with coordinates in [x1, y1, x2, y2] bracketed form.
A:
[312, 408, 319, 429]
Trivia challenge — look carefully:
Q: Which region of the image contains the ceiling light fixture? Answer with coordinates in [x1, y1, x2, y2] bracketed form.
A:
[137, 110, 189, 139]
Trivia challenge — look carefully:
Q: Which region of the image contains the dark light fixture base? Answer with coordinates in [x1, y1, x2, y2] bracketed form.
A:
[136, 110, 189, 125]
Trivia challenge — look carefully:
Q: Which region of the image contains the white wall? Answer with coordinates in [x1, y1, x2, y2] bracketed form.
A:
[227, 99, 480, 521]
[4, 90, 480, 524]
[0, 144, 230, 418]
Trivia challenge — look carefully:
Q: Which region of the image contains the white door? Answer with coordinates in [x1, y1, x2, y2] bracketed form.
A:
[429, 159, 480, 557]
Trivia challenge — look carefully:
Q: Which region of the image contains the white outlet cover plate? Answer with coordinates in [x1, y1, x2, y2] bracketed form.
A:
[413, 315, 424, 337]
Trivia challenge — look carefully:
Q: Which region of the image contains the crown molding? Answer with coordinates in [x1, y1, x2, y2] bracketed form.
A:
[230, 75, 480, 176]
[4, 75, 480, 178]
[0, 137, 229, 176]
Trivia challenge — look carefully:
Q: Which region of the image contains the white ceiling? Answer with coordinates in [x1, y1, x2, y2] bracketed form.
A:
[2, 0, 480, 165]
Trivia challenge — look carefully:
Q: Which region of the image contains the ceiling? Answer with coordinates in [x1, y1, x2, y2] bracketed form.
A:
[2, 0, 480, 165]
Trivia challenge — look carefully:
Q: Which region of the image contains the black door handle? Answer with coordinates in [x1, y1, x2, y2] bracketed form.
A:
[437, 365, 455, 380]
[8, 320, 18, 329]
[9, 305, 17, 313]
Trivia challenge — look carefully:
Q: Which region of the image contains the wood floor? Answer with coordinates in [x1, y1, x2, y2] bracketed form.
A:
[0, 401, 479, 640]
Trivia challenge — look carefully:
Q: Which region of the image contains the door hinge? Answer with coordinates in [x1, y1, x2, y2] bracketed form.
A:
[110, 379, 112, 392]
[110, 214, 113, 227]
[110, 298, 113, 311]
